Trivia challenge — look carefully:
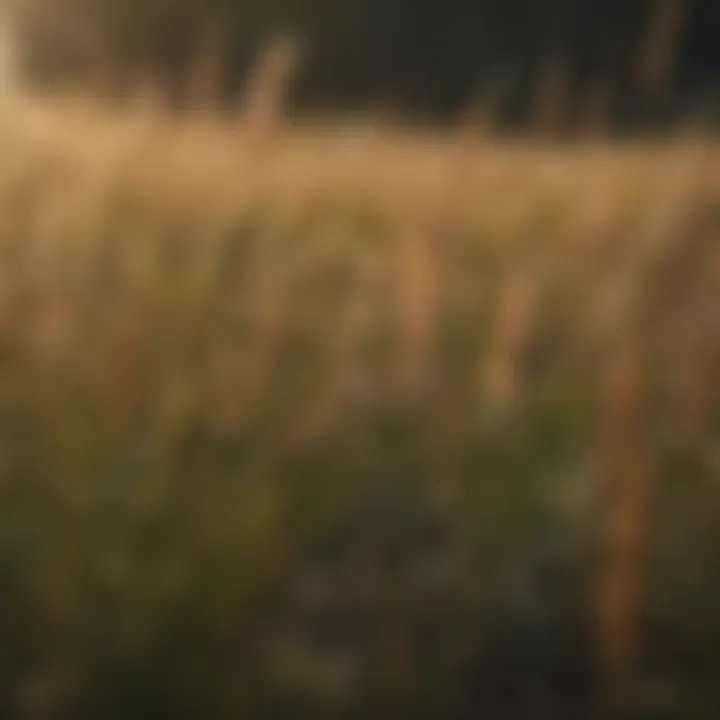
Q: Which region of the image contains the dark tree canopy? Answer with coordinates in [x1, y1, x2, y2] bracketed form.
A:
[13, 0, 720, 125]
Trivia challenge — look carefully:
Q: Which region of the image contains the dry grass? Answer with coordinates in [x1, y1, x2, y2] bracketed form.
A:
[0, 82, 717, 717]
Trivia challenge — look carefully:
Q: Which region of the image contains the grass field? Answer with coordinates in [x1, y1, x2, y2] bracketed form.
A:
[0, 90, 717, 718]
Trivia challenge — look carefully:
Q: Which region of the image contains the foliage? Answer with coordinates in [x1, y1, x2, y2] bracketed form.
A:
[11, 0, 720, 121]
[0, 97, 717, 717]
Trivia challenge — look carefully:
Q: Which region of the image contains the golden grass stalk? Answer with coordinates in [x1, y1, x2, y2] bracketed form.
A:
[481, 265, 537, 424]
[392, 116, 483, 398]
[594, 118, 708, 709]
[597, 307, 651, 712]
[97, 297, 154, 436]
[239, 35, 301, 162]
[394, 224, 439, 398]
[594, 127, 704, 712]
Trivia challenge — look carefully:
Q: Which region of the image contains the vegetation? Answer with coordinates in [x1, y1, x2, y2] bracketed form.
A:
[10, 0, 720, 122]
[0, 75, 716, 718]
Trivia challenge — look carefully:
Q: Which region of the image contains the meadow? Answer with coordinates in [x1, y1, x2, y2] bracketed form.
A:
[0, 80, 717, 718]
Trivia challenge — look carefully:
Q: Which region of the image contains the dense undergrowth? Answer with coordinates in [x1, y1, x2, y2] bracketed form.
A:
[0, 97, 717, 718]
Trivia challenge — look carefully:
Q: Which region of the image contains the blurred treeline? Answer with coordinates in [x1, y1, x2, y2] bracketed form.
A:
[11, 0, 720, 125]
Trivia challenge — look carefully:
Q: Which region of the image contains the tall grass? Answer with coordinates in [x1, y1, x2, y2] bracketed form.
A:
[0, 55, 717, 717]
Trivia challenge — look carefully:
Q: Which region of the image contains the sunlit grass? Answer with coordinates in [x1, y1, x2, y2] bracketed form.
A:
[0, 91, 717, 717]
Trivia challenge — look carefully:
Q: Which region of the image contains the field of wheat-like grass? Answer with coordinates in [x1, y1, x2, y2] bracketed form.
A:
[0, 91, 717, 718]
